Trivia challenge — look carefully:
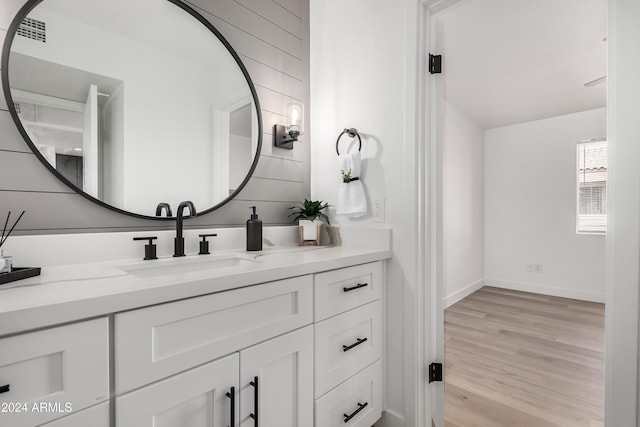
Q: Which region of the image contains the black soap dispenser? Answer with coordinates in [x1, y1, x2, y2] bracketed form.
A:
[246, 206, 262, 251]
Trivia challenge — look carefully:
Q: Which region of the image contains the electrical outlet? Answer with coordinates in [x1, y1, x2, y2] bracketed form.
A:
[527, 264, 543, 273]
[372, 198, 385, 222]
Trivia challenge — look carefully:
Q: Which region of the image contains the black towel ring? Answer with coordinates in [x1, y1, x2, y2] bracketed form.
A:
[336, 128, 362, 155]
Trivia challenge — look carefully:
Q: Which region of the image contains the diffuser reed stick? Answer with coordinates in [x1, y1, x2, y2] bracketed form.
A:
[0, 210, 25, 249]
[0, 212, 9, 245]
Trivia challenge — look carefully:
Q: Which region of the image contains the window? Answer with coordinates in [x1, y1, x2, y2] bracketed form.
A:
[577, 140, 607, 233]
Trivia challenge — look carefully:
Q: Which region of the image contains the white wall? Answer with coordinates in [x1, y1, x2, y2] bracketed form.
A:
[308, 0, 640, 424]
[484, 107, 606, 302]
[443, 101, 485, 307]
[309, 0, 422, 425]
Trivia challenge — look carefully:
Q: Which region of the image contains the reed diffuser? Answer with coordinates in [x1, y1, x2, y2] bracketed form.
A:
[0, 210, 25, 274]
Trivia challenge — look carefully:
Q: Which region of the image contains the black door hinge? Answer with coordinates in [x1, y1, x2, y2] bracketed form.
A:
[428, 362, 443, 383]
[429, 54, 442, 74]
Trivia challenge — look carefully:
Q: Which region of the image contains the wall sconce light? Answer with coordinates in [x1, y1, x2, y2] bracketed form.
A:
[273, 101, 304, 149]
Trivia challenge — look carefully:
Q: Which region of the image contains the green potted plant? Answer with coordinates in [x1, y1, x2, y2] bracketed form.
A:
[289, 199, 330, 245]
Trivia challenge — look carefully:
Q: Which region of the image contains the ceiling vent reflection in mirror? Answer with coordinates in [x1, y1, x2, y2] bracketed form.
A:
[17, 17, 47, 43]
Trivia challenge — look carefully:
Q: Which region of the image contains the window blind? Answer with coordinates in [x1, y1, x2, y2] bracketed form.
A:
[577, 140, 607, 233]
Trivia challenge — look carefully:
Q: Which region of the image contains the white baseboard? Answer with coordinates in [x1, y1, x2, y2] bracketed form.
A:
[484, 278, 605, 303]
[375, 410, 404, 427]
[444, 278, 484, 308]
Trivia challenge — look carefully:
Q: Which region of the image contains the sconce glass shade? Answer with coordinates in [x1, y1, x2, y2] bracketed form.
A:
[287, 101, 304, 135]
[274, 101, 304, 149]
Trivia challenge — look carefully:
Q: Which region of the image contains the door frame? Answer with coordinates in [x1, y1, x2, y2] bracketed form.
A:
[415, 0, 640, 426]
[603, 0, 640, 424]
[413, 1, 460, 426]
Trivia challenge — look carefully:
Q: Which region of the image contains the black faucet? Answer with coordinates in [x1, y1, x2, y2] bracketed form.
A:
[174, 201, 196, 257]
[155, 202, 172, 217]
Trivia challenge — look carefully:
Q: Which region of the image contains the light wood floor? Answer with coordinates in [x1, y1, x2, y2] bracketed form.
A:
[444, 287, 605, 427]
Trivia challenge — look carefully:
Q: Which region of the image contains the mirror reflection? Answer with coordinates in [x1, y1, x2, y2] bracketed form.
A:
[5, 0, 261, 217]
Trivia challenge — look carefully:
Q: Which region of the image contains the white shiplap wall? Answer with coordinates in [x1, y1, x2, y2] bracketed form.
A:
[0, 0, 309, 234]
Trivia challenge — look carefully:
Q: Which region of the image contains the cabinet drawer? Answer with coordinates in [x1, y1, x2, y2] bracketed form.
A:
[314, 261, 383, 321]
[117, 353, 238, 427]
[0, 318, 109, 427]
[315, 360, 382, 427]
[41, 402, 109, 427]
[314, 301, 382, 397]
[115, 275, 313, 393]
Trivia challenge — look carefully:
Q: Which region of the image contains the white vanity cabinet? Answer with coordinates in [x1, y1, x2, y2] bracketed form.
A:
[0, 249, 388, 427]
[116, 326, 313, 427]
[114, 275, 314, 427]
[313, 261, 384, 427]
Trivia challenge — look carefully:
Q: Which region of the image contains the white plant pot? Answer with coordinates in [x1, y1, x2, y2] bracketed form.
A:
[299, 219, 320, 242]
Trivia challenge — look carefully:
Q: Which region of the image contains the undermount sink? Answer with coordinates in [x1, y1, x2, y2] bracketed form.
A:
[119, 253, 260, 278]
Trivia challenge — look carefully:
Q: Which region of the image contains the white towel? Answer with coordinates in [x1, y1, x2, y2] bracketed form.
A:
[336, 151, 367, 217]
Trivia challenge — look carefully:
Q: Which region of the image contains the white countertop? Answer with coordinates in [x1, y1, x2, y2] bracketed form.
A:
[0, 244, 391, 336]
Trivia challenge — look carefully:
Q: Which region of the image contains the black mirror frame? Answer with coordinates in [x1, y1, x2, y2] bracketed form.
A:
[1, 0, 263, 220]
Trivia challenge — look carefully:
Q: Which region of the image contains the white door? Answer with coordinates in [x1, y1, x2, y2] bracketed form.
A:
[83, 84, 99, 197]
[116, 353, 239, 427]
[211, 108, 230, 203]
[239, 325, 313, 427]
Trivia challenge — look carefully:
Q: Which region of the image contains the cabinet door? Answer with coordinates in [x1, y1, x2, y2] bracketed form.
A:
[240, 325, 313, 427]
[116, 353, 239, 427]
[40, 403, 109, 427]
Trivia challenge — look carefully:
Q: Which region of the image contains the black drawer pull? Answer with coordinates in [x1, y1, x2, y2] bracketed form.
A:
[249, 376, 258, 426]
[0, 384, 9, 394]
[343, 283, 368, 292]
[343, 402, 368, 423]
[225, 386, 235, 427]
[342, 337, 368, 352]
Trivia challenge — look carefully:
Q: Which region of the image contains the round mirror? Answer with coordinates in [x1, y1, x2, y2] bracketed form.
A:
[1, 0, 262, 219]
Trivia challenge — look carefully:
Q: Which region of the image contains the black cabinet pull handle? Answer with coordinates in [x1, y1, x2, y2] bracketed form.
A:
[343, 337, 368, 352]
[249, 376, 258, 426]
[0, 384, 9, 394]
[225, 386, 235, 427]
[343, 282, 368, 292]
[343, 402, 368, 423]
